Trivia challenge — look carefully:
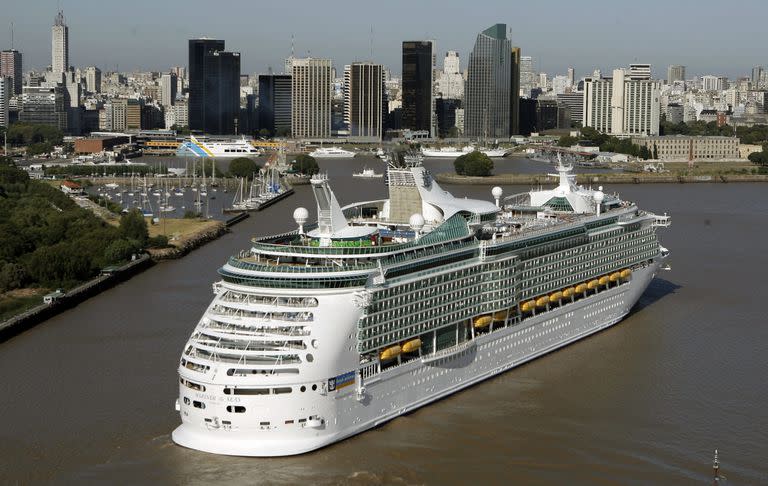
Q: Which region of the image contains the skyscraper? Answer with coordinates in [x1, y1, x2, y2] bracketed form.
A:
[510, 46, 521, 136]
[0, 77, 10, 127]
[566, 67, 575, 87]
[291, 58, 332, 139]
[188, 38, 240, 134]
[519, 56, 534, 97]
[667, 65, 686, 84]
[84, 66, 101, 94]
[258, 74, 292, 137]
[465, 24, 513, 138]
[0, 50, 22, 95]
[435, 51, 464, 100]
[752, 66, 764, 88]
[160, 73, 178, 107]
[51, 11, 69, 80]
[344, 62, 383, 141]
[401, 41, 434, 136]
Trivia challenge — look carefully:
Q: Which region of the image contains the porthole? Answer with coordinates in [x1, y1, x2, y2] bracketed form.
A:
[311, 339, 318, 349]
[312, 384, 317, 391]
[306, 353, 314, 362]
[300, 386, 306, 392]
[183, 397, 190, 405]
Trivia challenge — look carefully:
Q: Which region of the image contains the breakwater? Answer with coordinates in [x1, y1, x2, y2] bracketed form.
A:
[0, 254, 153, 341]
[435, 172, 768, 185]
[148, 221, 227, 260]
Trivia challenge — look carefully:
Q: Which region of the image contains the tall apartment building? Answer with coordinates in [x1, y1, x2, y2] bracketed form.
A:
[583, 69, 659, 136]
[160, 73, 177, 107]
[401, 41, 435, 136]
[257, 74, 292, 136]
[752, 66, 763, 89]
[667, 65, 686, 84]
[557, 91, 584, 125]
[510, 46, 520, 136]
[84, 66, 101, 93]
[51, 11, 69, 81]
[0, 77, 10, 127]
[19, 86, 67, 131]
[702, 75, 727, 92]
[344, 62, 383, 141]
[0, 50, 22, 95]
[291, 58, 332, 139]
[567, 67, 575, 87]
[464, 24, 514, 139]
[188, 38, 241, 134]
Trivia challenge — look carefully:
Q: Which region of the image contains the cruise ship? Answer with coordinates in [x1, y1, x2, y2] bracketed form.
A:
[176, 136, 262, 158]
[172, 156, 671, 457]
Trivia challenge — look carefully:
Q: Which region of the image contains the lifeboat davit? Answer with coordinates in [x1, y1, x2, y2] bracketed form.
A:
[379, 345, 402, 361]
[473, 315, 493, 328]
[535, 296, 549, 308]
[575, 283, 588, 293]
[587, 279, 600, 290]
[599, 276, 610, 286]
[620, 269, 632, 279]
[549, 291, 563, 303]
[609, 272, 621, 282]
[562, 287, 576, 298]
[521, 300, 536, 312]
[401, 338, 422, 353]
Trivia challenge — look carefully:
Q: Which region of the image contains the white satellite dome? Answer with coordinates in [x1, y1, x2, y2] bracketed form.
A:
[409, 213, 425, 232]
[491, 186, 503, 198]
[293, 207, 309, 225]
[594, 190, 605, 203]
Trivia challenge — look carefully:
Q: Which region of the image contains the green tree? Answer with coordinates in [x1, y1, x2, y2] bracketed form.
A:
[228, 157, 260, 179]
[0, 262, 28, 291]
[652, 143, 659, 159]
[103, 239, 142, 264]
[454, 151, 494, 176]
[291, 154, 319, 175]
[638, 145, 651, 160]
[558, 135, 578, 147]
[257, 128, 272, 139]
[119, 209, 148, 245]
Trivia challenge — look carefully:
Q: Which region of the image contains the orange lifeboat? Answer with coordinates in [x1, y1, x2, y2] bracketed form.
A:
[473, 315, 493, 328]
[521, 300, 537, 312]
[587, 279, 600, 290]
[562, 287, 576, 298]
[535, 296, 549, 308]
[575, 283, 588, 294]
[620, 269, 632, 279]
[609, 272, 621, 282]
[549, 291, 563, 303]
[401, 338, 422, 353]
[493, 310, 507, 321]
[599, 276, 610, 286]
[379, 345, 401, 361]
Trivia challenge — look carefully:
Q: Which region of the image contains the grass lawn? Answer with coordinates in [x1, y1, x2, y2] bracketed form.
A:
[147, 218, 222, 243]
[0, 289, 47, 322]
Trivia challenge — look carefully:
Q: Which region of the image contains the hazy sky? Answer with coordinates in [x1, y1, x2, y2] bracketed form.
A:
[3, 0, 767, 79]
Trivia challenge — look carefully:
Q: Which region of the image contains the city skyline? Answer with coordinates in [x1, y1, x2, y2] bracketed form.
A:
[2, 0, 767, 78]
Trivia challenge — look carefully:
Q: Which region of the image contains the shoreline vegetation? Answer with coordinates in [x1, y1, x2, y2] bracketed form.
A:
[0, 158, 251, 335]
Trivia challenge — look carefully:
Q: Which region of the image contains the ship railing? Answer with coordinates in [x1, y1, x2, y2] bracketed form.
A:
[203, 320, 312, 337]
[360, 361, 380, 381]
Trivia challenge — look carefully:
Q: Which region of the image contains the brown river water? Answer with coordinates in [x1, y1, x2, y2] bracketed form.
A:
[1, 157, 766, 485]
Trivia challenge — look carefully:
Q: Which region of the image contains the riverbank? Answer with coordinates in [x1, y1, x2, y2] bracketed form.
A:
[0, 255, 153, 342]
[436, 171, 768, 185]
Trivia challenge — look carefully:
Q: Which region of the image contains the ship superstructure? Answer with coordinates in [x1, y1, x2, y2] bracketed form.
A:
[172, 155, 671, 456]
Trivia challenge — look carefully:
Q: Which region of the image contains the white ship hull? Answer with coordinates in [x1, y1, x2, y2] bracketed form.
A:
[422, 148, 507, 158]
[172, 259, 661, 456]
